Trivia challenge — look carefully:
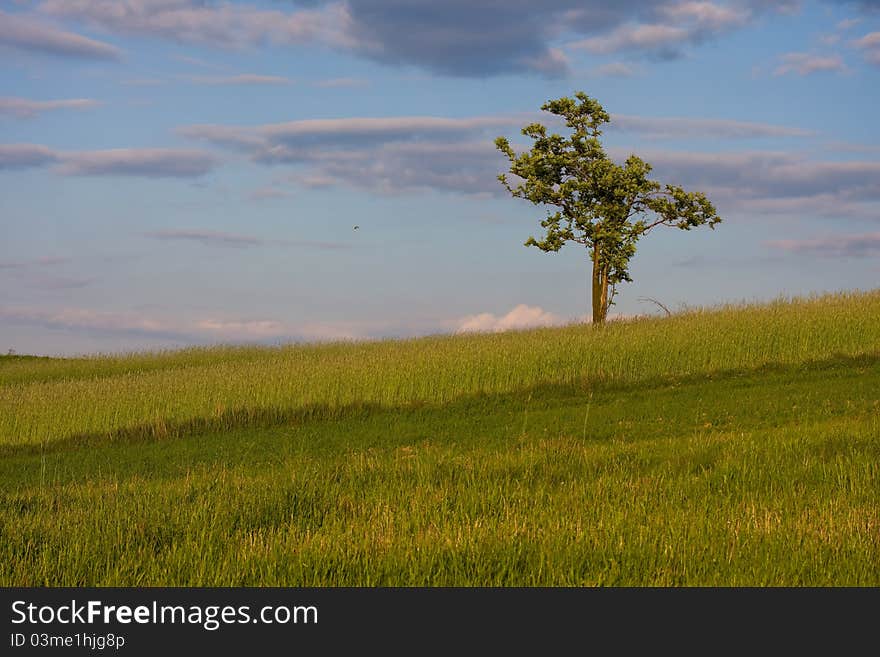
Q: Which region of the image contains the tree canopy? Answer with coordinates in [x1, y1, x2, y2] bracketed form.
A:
[496, 92, 722, 323]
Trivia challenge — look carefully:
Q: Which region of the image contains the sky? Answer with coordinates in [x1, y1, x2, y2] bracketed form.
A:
[1, 0, 879, 356]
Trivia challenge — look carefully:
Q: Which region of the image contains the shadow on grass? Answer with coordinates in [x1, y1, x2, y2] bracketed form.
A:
[3, 350, 878, 458]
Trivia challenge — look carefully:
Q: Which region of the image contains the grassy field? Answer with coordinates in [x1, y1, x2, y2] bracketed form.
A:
[1, 290, 879, 585]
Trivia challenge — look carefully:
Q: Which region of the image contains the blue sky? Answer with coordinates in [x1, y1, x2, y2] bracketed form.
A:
[1, 0, 879, 356]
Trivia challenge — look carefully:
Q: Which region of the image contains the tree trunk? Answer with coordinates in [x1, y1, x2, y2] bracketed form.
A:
[591, 247, 609, 324]
[600, 265, 609, 321]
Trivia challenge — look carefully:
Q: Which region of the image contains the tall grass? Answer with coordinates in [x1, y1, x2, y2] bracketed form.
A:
[2, 358, 878, 585]
[2, 290, 878, 585]
[2, 290, 879, 448]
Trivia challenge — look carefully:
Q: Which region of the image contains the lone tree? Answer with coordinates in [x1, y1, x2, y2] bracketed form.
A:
[496, 92, 721, 324]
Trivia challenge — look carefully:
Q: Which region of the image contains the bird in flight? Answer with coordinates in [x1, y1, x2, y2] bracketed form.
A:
[353, 225, 359, 230]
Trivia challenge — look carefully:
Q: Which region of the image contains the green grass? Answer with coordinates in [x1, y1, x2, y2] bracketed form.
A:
[2, 291, 879, 585]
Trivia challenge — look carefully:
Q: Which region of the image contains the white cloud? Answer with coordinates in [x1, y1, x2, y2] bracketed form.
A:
[456, 304, 565, 333]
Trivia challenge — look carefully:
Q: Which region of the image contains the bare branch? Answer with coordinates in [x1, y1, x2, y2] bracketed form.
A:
[638, 296, 672, 317]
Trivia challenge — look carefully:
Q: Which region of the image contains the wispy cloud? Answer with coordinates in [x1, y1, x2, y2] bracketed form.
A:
[182, 112, 813, 152]
[183, 74, 294, 86]
[170, 54, 229, 71]
[0, 306, 194, 342]
[0, 256, 93, 292]
[627, 149, 880, 214]
[194, 319, 288, 339]
[522, 47, 571, 77]
[287, 174, 339, 189]
[179, 115, 525, 194]
[313, 77, 369, 88]
[730, 194, 878, 220]
[766, 232, 880, 257]
[0, 97, 100, 119]
[26, 275, 95, 291]
[817, 13, 865, 48]
[38, 0, 350, 50]
[183, 115, 526, 145]
[179, 111, 818, 197]
[340, 0, 760, 75]
[773, 52, 847, 76]
[2, 144, 218, 177]
[591, 62, 640, 77]
[0, 9, 122, 60]
[144, 229, 347, 250]
[0, 143, 58, 170]
[852, 31, 880, 66]
[55, 148, 218, 178]
[247, 186, 293, 201]
[610, 114, 814, 139]
[30, 0, 782, 78]
[0, 255, 69, 270]
[0, 306, 365, 343]
[837, 18, 862, 31]
[661, 1, 752, 29]
[277, 141, 504, 196]
[570, 2, 750, 58]
[121, 78, 166, 87]
[824, 140, 880, 154]
[572, 24, 690, 56]
[275, 239, 350, 250]
[145, 230, 262, 248]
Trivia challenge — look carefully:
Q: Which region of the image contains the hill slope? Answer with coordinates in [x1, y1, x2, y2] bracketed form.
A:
[1, 291, 878, 585]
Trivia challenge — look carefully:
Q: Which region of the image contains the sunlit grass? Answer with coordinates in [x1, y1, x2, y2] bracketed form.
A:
[2, 290, 879, 448]
[1, 290, 878, 585]
[1, 353, 877, 585]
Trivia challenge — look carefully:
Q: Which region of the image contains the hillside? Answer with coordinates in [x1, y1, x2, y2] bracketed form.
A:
[1, 291, 878, 585]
